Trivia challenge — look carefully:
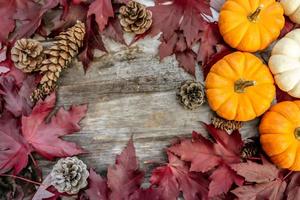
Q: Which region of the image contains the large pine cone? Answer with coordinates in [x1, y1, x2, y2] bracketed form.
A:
[176, 80, 205, 110]
[119, 1, 152, 34]
[50, 157, 89, 195]
[11, 39, 44, 73]
[31, 21, 85, 101]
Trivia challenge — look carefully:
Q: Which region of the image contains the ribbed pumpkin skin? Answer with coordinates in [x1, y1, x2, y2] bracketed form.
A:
[259, 101, 300, 171]
[205, 52, 275, 122]
[219, 0, 285, 52]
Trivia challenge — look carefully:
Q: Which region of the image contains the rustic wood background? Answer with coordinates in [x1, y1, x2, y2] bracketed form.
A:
[38, 34, 259, 176]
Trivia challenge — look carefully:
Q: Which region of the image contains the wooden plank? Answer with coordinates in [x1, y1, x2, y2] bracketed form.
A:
[38, 44, 258, 176]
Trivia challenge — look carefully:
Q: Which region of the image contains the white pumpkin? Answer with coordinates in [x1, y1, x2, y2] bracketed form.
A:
[281, 0, 300, 23]
[269, 29, 300, 98]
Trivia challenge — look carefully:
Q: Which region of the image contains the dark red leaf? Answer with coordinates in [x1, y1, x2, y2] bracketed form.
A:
[276, 86, 299, 102]
[279, 17, 297, 39]
[102, 18, 125, 44]
[201, 45, 233, 79]
[0, 0, 16, 42]
[11, 0, 59, 40]
[286, 173, 300, 200]
[107, 139, 144, 200]
[21, 93, 86, 160]
[149, 0, 211, 46]
[209, 164, 243, 197]
[87, 0, 114, 32]
[175, 50, 196, 76]
[79, 16, 107, 71]
[159, 34, 178, 60]
[85, 169, 109, 200]
[0, 112, 30, 174]
[150, 152, 209, 200]
[232, 179, 287, 200]
[0, 75, 36, 117]
[129, 188, 160, 200]
[0, 44, 7, 62]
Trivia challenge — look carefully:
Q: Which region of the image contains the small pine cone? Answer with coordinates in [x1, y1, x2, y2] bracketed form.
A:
[11, 39, 44, 73]
[211, 115, 242, 132]
[32, 21, 85, 101]
[241, 141, 260, 159]
[119, 1, 152, 34]
[176, 80, 205, 110]
[50, 157, 89, 195]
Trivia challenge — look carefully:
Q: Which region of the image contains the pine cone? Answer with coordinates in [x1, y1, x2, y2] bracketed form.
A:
[50, 157, 89, 195]
[31, 21, 85, 101]
[241, 140, 260, 159]
[211, 115, 242, 132]
[11, 39, 44, 73]
[176, 80, 205, 110]
[119, 1, 152, 34]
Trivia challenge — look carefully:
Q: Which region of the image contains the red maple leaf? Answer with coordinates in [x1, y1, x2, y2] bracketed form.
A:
[85, 169, 109, 200]
[169, 124, 244, 197]
[149, 0, 212, 76]
[79, 16, 107, 71]
[231, 158, 287, 200]
[21, 93, 87, 160]
[0, 112, 30, 174]
[0, 0, 16, 42]
[129, 188, 160, 200]
[87, 0, 114, 32]
[286, 173, 300, 200]
[150, 152, 209, 200]
[149, 0, 211, 47]
[0, 75, 36, 117]
[107, 139, 144, 200]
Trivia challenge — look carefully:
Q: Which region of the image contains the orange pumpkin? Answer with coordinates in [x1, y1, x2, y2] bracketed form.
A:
[205, 51, 275, 121]
[219, 0, 285, 52]
[259, 101, 300, 171]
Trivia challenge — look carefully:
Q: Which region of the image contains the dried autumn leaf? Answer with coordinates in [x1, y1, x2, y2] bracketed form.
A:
[79, 16, 107, 71]
[87, 0, 114, 32]
[11, 0, 59, 40]
[231, 158, 287, 200]
[85, 169, 109, 200]
[150, 152, 209, 200]
[0, 75, 36, 117]
[32, 175, 55, 200]
[0, 0, 16, 42]
[149, 0, 211, 47]
[286, 173, 300, 200]
[21, 93, 87, 159]
[276, 86, 299, 102]
[129, 188, 160, 200]
[0, 112, 30, 174]
[107, 139, 144, 200]
[169, 124, 244, 197]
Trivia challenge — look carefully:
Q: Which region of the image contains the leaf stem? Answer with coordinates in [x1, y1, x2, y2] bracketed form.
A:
[282, 171, 293, 181]
[0, 174, 42, 186]
[29, 153, 43, 181]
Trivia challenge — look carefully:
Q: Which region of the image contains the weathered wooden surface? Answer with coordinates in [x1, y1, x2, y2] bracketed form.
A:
[39, 38, 258, 176]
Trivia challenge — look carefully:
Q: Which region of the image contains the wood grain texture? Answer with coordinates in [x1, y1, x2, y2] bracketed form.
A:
[38, 44, 258, 176]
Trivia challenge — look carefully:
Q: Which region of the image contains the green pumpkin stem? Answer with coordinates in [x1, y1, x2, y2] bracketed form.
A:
[294, 127, 300, 140]
[234, 79, 255, 93]
[248, 6, 262, 22]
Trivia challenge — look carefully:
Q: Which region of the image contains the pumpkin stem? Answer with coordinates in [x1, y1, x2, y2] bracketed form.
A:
[248, 6, 262, 22]
[294, 127, 300, 140]
[234, 79, 255, 93]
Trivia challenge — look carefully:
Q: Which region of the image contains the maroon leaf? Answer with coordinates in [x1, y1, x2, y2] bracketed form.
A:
[11, 0, 59, 40]
[0, 44, 7, 62]
[150, 152, 209, 200]
[279, 17, 297, 39]
[107, 139, 144, 200]
[276, 86, 299, 102]
[286, 173, 300, 200]
[85, 169, 109, 200]
[0, 75, 36, 117]
[197, 22, 224, 65]
[209, 164, 243, 197]
[169, 124, 244, 197]
[175, 50, 196, 76]
[231, 179, 287, 200]
[102, 18, 125, 44]
[79, 16, 107, 71]
[0, 0, 17, 42]
[87, 0, 114, 32]
[149, 0, 211, 46]
[21, 93, 86, 160]
[129, 188, 160, 200]
[0, 112, 30, 174]
[231, 160, 279, 183]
